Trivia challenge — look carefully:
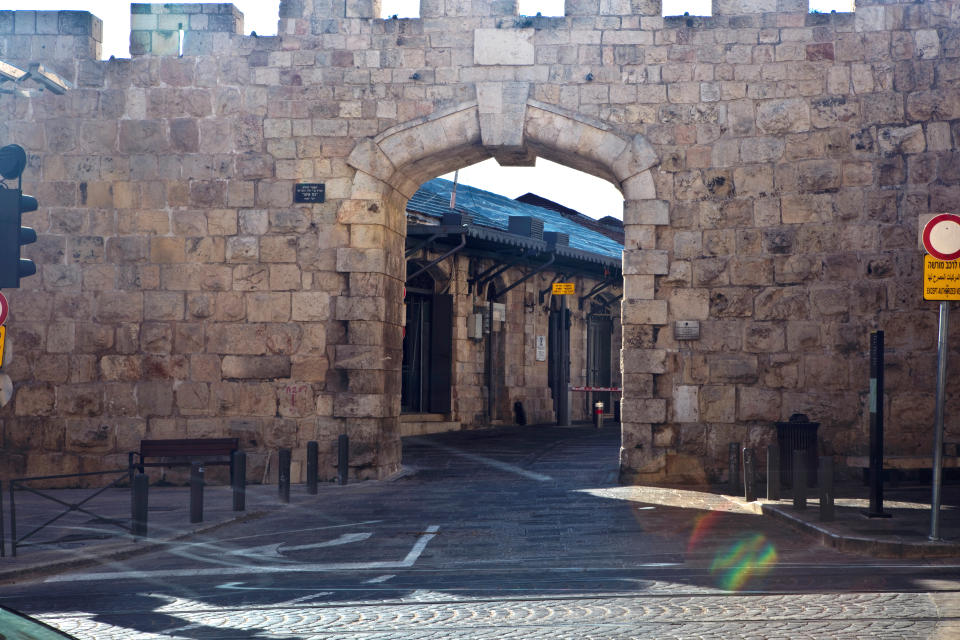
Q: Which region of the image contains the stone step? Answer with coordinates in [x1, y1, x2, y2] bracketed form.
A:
[400, 421, 461, 437]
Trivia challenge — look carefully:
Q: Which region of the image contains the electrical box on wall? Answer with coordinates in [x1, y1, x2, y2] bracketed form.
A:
[467, 313, 483, 340]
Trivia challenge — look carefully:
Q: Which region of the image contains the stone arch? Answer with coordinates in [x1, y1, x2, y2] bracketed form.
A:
[339, 93, 664, 481]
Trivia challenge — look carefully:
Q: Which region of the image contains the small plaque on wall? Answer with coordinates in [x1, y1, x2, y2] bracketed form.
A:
[294, 183, 325, 203]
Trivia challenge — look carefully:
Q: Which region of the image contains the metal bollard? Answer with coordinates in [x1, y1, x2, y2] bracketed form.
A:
[232, 451, 246, 512]
[338, 435, 349, 485]
[593, 402, 604, 429]
[793, 450, 807, 510]
[279, 448, 291, 504]
[190, 463, 204, 524]
[743, 448, 756, 502]
[766, 444, 780, 501]
[131, 472, 149, 537]
[729, 442, 741, 495]
[307, 441, 318, 495]
[819, 456, 834, 522]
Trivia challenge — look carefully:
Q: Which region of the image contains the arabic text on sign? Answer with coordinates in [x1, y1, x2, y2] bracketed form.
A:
[923, 254, 960, 301]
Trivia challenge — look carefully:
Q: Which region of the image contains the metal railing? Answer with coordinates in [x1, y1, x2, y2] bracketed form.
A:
[6, 468, 131, 557]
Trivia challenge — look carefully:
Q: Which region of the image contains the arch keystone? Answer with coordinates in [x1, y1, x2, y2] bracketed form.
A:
[476, 81, 534, 166]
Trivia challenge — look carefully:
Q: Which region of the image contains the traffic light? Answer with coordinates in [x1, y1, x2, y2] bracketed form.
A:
[0, 144, 37, 289]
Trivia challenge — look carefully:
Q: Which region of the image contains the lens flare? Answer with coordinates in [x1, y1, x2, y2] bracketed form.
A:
[686, 510, 724, 554]
[709, 533, 778, 591]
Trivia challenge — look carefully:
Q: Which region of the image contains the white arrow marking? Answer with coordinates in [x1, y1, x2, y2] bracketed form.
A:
[47, 526, 440, 583]
[225, 532, 373, 559]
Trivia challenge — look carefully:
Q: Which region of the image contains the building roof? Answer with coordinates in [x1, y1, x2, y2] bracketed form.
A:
[407, 178, 624, 261]
[514, 193, 625, 244]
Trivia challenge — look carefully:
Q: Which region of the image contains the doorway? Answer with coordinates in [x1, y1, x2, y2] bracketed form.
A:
[401, 264, 453, 414]
[587, 300, 613, 412]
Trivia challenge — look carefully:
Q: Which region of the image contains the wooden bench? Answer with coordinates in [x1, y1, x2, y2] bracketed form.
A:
[129, 438, 240, 480]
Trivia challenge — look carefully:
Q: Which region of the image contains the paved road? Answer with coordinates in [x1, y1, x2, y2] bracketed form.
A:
[3, 425, 960, 638]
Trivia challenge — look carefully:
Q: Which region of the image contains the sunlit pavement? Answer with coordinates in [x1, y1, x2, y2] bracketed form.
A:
[3, 424, 960, 639]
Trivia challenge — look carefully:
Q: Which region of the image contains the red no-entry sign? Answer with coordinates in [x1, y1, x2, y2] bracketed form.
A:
[923, 214, 960, 261]
[0, 292, 8, 326]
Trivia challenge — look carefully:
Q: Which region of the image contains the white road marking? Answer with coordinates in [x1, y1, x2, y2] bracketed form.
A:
[364, 574, 396, 583]
[46, 526, 440, 583]
[409, 438, 552, 482]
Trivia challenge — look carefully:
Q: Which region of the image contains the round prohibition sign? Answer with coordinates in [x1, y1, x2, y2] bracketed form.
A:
[923, 213, 960, 261]
[0, 291, 7, 326]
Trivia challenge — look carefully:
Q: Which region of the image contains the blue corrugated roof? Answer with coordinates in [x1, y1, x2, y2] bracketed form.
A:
[407, 179, 624, 261]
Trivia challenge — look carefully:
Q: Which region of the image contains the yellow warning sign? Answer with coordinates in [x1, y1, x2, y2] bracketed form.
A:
[924, 254, 960, 300]
[0, 326, 5, 366]
[552, 282, 575, 295]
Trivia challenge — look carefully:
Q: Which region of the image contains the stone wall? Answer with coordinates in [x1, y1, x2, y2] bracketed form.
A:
[0, 0, 957, 485]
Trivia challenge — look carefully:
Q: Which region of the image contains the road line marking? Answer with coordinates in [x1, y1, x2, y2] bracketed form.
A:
[45, 527, 440, 583]
[409, 438, 552, 482]
[364, 574, 396, 583]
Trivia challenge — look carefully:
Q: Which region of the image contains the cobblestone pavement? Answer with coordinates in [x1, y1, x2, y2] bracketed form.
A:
[3, 425, 960, 639]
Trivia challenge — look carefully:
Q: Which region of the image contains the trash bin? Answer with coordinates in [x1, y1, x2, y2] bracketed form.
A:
[776, 413, 819, 488]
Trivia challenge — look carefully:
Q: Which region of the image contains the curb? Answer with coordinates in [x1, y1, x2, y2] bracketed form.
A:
[0, 509, 268, 585]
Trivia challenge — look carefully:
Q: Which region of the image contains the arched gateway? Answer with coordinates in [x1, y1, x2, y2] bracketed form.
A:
[341, 95, 661, 480]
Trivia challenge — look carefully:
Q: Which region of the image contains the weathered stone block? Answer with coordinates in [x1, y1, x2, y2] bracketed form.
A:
[222, 355, 292, 380]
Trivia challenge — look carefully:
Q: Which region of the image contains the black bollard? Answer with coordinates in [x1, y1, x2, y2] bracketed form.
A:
[232, 451, 246, 512]
[593, 402, 604, 429]
[729, 442, 741, 495]
[338, 435, 349, 485]
[307, 441, 318, 495]
[766, 444, 780, 501]
[865, 331, 890, 518]
[131, 472, 149, 537]
[190, 463, 204, 524]
[819, 456, 834, 522]
[743, 447, 756, 502]
[793, 450, 807, 510]
[279, 448, 291, 504]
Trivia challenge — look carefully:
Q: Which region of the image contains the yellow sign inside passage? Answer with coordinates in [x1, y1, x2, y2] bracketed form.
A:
[552, 282, 575, 295]
[924, 254, 960, 300]
[0, 326, 5, 365]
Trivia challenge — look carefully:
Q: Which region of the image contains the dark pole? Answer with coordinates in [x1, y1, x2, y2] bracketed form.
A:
[486, 297, 494, 425]
[131, 472, 149, 537]
[766, 444, 780, 500]
[743, 447, 756, 502]
[279, 448, 291, 504]
[558, 294, 570, 426]
[866, 330, 890, 518]
[9, 481, 16, 557]
[307, 441, 318, 495]
[232, 451, 246, 512]
[190, 463, 204, 523]
[793, 450, 807, 510]
[338, 435, 349, 485]
[819, 456, 834, 522]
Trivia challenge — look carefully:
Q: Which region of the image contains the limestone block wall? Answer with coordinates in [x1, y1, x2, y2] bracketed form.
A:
[0, 0, 957, 485]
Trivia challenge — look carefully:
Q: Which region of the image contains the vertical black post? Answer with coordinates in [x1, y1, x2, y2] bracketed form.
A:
[131, 472, 149, 538]
[614, 398, 620, 423]
[743, 447, 756, 502]
[9, 481, 16, 557]
[558, 295, 570, 426]
[232, 451, 246, 512]
[338, 435, 349, 485]
[190, 463, 204, 524]
[728, 442, 740, 495]
[307, 441, 318, 495]
[766, 444, 780, 501]
[866, 330, 888, 518]
[279, 448, 291, 504]
[0, 480, 5, 557]
[793, 450, 807, 510]
[819, 456, 834, 522]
